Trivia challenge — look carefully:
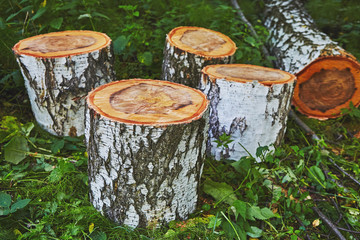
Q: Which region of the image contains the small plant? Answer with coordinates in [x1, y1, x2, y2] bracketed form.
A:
[0, 192, 30, 216]
[341, 101, 360, 119]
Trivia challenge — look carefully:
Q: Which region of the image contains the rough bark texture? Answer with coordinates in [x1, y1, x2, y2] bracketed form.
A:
[14, 32, 115, 136]
[264, 0, 347, 73]
[200, 65, 296, 161]
[85, 79, 209, 228]
[161, 27, 236, 88]
[85, 107, 209, 228]
[264, 0, 360, 119]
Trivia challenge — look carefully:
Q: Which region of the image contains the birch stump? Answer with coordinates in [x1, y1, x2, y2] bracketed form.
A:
[13, 30, 115, 136]
[200, 64, 296, 161]
[85, 79, 209, 228]
[264, 0, 360, 119]
[161, 26, 236, 88]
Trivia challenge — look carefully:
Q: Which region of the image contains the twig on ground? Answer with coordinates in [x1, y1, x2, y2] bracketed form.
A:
[230, 0, 276, 66]
[312, 206, 347, 240]
[289, 109, 360, 188]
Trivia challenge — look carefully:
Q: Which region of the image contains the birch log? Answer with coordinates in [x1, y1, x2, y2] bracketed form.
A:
[13, 30, 115, 136]
[200, 64, 296, 161]
[161, 26, 236, 88]
[85, 79, 209, 228]
[264, 0, 360, 120]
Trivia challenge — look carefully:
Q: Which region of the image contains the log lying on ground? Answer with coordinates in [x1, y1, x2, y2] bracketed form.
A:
[85, 79, 209, 228]
[161, 26, 236, 88]
[13, 30, 115, 136]
[200, 64, 296, 161]
[264, 0, 360, 120]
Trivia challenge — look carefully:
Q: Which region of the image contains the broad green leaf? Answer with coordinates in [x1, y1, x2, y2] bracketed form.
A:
[4, 136, 29, 164]
[232, 200, 247, 220]
[207, 215, 222, 229]
[0, 207, 10, 216]
[231, 157, 251, 174]
[50, 17, 63, 29]
[260, 207, 275, 219]
[247, 206, 270, 220]
[247, 226, 263, 238]
[113, 35, 129, 55]
[244, 36, 256, 47]
[10, 199, 31, 213]
[309, 166, 325, 182]
[137, 51, 153, 66]
[21, 122, 34, 136]
[89, 230, 107, 240]
[51, 139, 65, 154]
[203, 179, 237, 205]
[0, 192, 12, 208]
[256, 145, 269, 157]
[221, 221, 245, 240]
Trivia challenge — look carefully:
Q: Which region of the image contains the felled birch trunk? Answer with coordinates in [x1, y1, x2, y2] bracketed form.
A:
[85, 79, 209, 228]
[264, 0, 360, 119]
[200, 64, 296, 161]
[13, 30, 115, 136]
[161, 26, 236, 88]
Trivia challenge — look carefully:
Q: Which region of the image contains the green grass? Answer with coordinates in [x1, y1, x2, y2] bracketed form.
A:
[1, 0, 360, 239]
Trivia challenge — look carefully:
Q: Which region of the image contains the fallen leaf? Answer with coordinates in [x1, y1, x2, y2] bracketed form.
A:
[312, 219, 320, 227]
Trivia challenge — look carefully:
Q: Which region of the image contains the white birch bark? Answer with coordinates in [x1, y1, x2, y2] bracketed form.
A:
[15, 45, 115, 136]
[161, 37, 233, 89]
[263, 0, 346, 74]
[200, 75, 295, 161]
[85, 107, 209, 228]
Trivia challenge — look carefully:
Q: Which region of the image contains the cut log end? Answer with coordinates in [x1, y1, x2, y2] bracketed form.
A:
[13, 30, 111, 58]
[293, 56, 360, 119]
[87, 79, 209, 126]
[202, 64, 296, 85]
[167, 26, 236, 58]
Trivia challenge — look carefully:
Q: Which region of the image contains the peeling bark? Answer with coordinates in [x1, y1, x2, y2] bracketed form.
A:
[200, 64, 296, 161]
[13, 31, 115, 136]
[264, 0, 360, 119]
[85, 79, 209, 228]
[161, 26, 236, 88]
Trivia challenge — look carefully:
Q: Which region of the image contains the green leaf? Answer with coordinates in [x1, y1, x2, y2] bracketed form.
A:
[51, 139, 65, 154]
[89, 230, 107, 240]
[10, 199, 31, 213]
[78, 13, 92, 19]
[4, 136, 29, 164]
[231, 157, 251, 174]
[21, 122, 34, 136]
[207, 215, 221, 229]
[50, 17, 63, 29]
[244, 36, 256, 47]
[232, 200, 247, 220]
[247, 206, 262, 220]
[260, 207, 275, 219]
[137, 51, 153, 66]
[0, 192, 12, 208]
[247, 226, 263, 238]
[30, 7, 47, 21]
[0, 207, 10, 216]
[113, 35, 129, 55]
[203, 179, 237, 205]
[309, 166, 325, 182]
